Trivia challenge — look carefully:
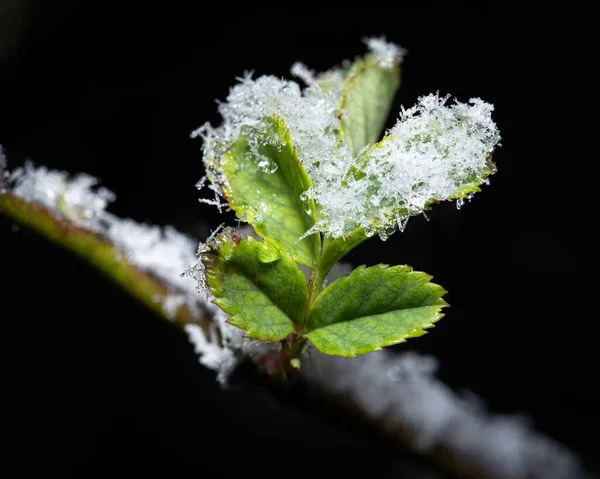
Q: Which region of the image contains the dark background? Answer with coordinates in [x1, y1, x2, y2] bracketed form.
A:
[1, 2, 594, 477]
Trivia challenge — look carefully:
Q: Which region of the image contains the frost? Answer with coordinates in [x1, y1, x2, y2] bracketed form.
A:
[195, 44, 498, 241]
[8, 162, 115, 231]
[304, 351, 585, 479]
[193, 72, 347, 213]
[0, 155, 589, 473]
[6, 163, 195, 293]
[2, 156, 252, 383]
[185, 300, 281, 384]
[162, 294, 186, 319]
[290, 62, 315, 85]
[185, 224, 284, 381]
[4, 160, 203, 317]
[185, 323, 237, 384]
[364, 36, 407, 68]
[107, 220, 199, 306]
[309, 93, 501, 238]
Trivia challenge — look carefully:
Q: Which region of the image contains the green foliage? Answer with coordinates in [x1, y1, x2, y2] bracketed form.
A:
[305, 265, 447, 357]
[198, 45, 498, 377]
[220, 117, 318, 266]
[201, 233, 308, 342]
[338, 57, 401, 156]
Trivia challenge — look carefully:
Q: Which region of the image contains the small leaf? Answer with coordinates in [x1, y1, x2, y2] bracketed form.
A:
[338, 57, 401, 156]
[306, 264, 447, 357]
[221, 116, 319, 266]
[202, 232, 309, 342]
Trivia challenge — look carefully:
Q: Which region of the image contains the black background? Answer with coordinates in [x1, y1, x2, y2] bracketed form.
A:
[1, 2, 595, 477]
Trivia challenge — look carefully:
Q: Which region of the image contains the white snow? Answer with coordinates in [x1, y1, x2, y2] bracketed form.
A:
[2, 155, 276, 384]
[0, 151, 587, 476]
[6, 162, 201, 307]
[290, 62, 316, 85]
[8, 162, 115, 231]
[194, 44, 499, 241]
[364, 36, 407, 68]
[303, 351, 585, 479]
[305, 93, 501, 239]
[185, 322, 237, 384]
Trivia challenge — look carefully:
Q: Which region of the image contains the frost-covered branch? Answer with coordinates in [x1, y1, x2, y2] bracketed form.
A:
[0, 155, 210, 331]
[0, 150, 587, 478]
[0, 152, 280, 382]
[304, 351, 587, 479]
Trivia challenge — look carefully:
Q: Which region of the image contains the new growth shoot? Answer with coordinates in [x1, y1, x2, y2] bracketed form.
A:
[192, 38, 500, 379]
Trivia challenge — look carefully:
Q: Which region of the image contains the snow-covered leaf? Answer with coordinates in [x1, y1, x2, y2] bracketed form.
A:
[219, 117, 319, 266]
[327, 94, 500, 239]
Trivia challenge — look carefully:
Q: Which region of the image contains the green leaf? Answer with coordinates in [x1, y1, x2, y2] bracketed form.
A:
[201, 232, 309, 342]
[447, 155, 497, 200]
[220, 116, 319, 266]
[339, 57, 401, 156]
[306, 264, 447, 357]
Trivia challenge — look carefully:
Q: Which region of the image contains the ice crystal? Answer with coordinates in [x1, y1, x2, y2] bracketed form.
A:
[9, 162, 115, 231]
[195, 42, 499, 241]
[364, 36, 407, 68]
[307, 94, 501, 237]
[4, 160, 204, 315]
[290, 62, 316, 85]
[185, 322, 237, 383]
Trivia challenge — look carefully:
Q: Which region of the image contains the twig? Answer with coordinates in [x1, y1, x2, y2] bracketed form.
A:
[0, 163, 588, 479]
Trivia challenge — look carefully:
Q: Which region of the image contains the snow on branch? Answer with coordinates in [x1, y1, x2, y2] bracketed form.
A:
[5, 161, 201, 315]
[0, 152, 587, 477]
[304, 351, 586, 479]
[0, 152, 279, 384]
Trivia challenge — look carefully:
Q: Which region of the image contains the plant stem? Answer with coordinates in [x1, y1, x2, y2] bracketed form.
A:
[280, 263, 326, 381]
[280, 335, 306, 382]
[307, 265, 326, 310]
[0, 191, 210, 332]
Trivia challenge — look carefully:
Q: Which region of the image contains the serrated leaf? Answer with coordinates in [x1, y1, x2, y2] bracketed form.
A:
[306, 264, 447, 357]
[447, 155, 497, 200]
[221, 116, 319, 266]
[339, 57, 401, 156]
[202, 233, 309, 342]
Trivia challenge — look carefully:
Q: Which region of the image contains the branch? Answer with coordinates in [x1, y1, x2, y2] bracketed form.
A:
[0, 155, 211, 335]
[0, 155, 588, 479]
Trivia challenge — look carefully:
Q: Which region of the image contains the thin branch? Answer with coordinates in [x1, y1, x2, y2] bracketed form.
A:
[0, 190, 210, 332]
[0, 158, 589, 479]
